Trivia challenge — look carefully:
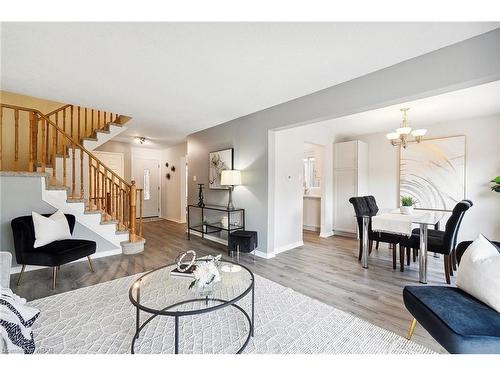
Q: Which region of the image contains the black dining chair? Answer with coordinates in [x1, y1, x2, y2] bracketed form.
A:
[399, 200, 472, 284]
[349, 196, 402, 269]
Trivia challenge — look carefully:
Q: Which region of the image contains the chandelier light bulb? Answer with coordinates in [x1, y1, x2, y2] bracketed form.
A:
[411, 129, 427, 137]
[396, 127, 412, 135]
[386, 132, 399, 140]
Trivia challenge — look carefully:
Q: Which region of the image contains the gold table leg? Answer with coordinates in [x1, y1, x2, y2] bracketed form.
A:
[407, 318, 417, 340]
[17, 264, 26, 286]
[87, 256, 95, 273]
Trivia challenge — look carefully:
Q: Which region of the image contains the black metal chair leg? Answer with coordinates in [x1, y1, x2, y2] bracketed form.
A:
[400, 245, 405, 272]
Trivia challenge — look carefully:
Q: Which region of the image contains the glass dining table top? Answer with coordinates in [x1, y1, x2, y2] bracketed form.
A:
[388, 209, 450, 225]
[355, 209, 451, 225]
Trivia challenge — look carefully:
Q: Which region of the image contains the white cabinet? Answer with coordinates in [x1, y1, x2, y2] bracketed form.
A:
[333, 140, 368, 234]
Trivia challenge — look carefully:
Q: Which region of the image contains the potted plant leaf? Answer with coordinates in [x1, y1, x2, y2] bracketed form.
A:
[491, 176, 500, 193]
[400, 196, 416, 215]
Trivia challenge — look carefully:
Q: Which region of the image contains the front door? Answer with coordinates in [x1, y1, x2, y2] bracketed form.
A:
[133, 158, 160, 217]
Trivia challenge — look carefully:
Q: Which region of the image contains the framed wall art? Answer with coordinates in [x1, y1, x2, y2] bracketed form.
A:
[209, 148, 234, 189]
[399, 135, 466, 210]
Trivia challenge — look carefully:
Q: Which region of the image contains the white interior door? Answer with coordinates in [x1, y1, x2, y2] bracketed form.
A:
[134, 157, 160, 217]
[92, 151, 124, 178]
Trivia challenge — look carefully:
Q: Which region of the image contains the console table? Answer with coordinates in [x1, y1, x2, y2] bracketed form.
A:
[187, 205, 245, 248]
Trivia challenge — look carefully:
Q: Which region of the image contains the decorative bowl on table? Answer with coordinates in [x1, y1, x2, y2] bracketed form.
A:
[400, 206, 414, 215]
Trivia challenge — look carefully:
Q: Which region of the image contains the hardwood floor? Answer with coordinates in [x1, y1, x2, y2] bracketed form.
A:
[11, 220, 448, 353]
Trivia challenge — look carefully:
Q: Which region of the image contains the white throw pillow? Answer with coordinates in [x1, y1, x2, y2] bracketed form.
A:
[32, 210, 72, 248]
[456, 234, 500, 313]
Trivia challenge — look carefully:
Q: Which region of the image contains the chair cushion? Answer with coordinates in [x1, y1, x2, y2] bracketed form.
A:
[403, 286, 500, 353]
[21, 239, 96, 267]
[370, 231, 401, 244]
[411, 228, 443, 238]
[400, 233, 446, 253]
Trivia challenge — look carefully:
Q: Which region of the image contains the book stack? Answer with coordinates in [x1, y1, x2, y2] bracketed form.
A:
[170, 265, 197, 278]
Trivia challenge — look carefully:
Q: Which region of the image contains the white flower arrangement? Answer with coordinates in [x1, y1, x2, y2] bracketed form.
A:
[189, 255, 222, 291]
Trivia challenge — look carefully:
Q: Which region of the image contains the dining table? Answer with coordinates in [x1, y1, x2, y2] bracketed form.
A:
[357, 208, 450, 284]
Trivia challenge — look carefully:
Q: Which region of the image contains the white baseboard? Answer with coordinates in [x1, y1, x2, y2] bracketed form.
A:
[319, 231, 334, 238]
[10, 248, 122, 275]
[272, 241, 304, 255]
[303, 225, 320, 232]
[333, 230, 357, 238]
[254, 250, 275, 259]
[162, 216, 186, 224]
[189, 231, 274, 259]
[189, 230, 228, 246]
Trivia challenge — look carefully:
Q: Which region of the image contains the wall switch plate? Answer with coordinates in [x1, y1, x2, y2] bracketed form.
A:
[193, 175, 197, 181]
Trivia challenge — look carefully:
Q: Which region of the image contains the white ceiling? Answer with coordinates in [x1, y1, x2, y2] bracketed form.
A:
[312, 80, 500, 138]
[1, 22, 498, 148]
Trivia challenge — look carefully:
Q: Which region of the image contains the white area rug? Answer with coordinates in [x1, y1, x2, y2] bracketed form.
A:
[30, 273, 434, 354]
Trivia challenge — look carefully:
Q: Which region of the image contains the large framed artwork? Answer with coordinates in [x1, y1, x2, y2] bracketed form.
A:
[208, 148, 234, 189]
[399, 135, 466, 210]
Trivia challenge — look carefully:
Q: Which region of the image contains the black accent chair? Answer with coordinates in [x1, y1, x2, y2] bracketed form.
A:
[349, 196, 402, 270]
[404, 240, 500, 354]
[11, 214, 96, 290]
[228, 230, 258, 262]
[400, 200, 471, 283]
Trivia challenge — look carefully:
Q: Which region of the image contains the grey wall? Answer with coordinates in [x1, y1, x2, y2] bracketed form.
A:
[187, 29, 500, 254]
[0, 175, 117, 267]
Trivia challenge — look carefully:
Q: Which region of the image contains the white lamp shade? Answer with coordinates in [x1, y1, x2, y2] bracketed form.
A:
[220, 170, 241, 186]
[411, 128, 427, 137]
[386, 132, 399, 140]
[396, 126, 412, 135]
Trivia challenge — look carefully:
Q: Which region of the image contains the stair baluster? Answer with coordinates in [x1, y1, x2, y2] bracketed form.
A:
[0, 104, 143, 245]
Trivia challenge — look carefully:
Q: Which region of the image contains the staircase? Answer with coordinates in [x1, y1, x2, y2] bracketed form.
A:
[44, 104, 131, 151]
[0, 103, 145, 254]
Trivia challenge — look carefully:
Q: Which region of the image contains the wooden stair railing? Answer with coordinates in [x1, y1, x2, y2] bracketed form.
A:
[0, 104, 143, 242]
[44, 104, 123, 144]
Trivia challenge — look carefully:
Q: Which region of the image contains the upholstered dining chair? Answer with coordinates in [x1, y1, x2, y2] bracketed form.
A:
[349, 196, 402, 269]
[11, 213, 97, 290]
[399, 200, 472, 283]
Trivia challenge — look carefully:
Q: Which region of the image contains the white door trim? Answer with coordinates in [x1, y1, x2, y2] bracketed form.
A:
[132, 156, 161, 217]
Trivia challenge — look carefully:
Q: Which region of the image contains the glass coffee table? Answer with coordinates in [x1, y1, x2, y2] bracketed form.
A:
[128, 259, 255, 354]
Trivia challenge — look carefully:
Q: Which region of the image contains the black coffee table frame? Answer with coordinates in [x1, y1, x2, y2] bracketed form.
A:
[128, 260, 255, 354]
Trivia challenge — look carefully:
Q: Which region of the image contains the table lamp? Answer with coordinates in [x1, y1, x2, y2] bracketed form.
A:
[220, 169, 241, 210]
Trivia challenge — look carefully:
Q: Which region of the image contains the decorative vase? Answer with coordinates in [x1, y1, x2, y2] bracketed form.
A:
[197, 184, 205, 207]
[400, 206, 414, 215]
[198, 282, 214, 297]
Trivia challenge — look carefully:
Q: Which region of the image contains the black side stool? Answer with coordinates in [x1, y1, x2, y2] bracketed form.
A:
[228, 230, 258, 262]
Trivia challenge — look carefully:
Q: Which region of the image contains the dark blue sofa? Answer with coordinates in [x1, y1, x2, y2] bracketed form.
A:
[403, 240, 500, 354]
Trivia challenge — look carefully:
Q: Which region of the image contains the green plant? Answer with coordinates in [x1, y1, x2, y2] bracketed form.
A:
[401, 196, 416, 207]
[491, 176, 500, 193]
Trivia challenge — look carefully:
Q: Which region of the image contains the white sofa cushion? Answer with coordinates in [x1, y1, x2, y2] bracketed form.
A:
[32, 210, 72, 248]
[456, 234, 500, 313]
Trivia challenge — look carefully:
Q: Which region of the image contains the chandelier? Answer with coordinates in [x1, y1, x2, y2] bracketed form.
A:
[386, 108, 427, 148]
